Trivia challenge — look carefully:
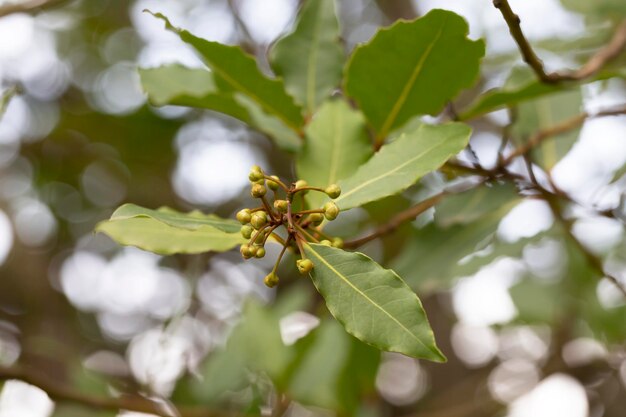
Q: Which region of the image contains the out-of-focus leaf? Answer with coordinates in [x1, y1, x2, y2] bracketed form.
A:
[297, 99, 372, 208]
[270, 0, 344, 114]
[150, 12, 304, 132]
[287, 320, 351, 410]
[392, 186, 521, 292]
[96, 217, 244, 255]
[435, 183, 520, 227]
[345, 9, 484, 139]
[510, 70, 583, 169]
[226, 302, 295, 381]
[111, 203, 241, 233]
[304, 243, 445, 361]
[460, 66, 623, 120]
[0, 86, 18, 119]
[139, 65, 301, 151]
[139, 65, 250, 121]
[334, 123, 471, 210]
[510, 277, 563, 324]
[560, 0, 626, 16]
[391, 216, 502, 292]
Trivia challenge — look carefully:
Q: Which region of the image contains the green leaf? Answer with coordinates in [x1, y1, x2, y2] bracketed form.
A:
[139, 65, 301, 151]
[435, 183, 520, 227]
[459, 66, 622, 120]
[334, 123, 471, 210]
[459, 70, 564, 120]
[96, 206, 245, 255]
[270, 0, 344, 114]
[510, 84, 583, 170]
[560, 0, 626, 16]
[344, 9, 484, 139]
[288, 320, 352, 410]
[227, 301, 296, 383]
[110, 203, 241, 233]
[297, 99, 373, 208]
[303, 243, 445, 361]
[150, 12, 304, 132]
[391, 217, 501, 293]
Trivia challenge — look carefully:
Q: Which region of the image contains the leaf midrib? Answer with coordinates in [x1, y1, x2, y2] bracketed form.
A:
[177, 29, 302, 133]
[337, 126, 448, 204]
[306, 244, 432, 352]
[376, 16, 448, 139]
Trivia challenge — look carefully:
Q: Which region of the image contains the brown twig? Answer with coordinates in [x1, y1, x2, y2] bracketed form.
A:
[0, 365, 229, 417]
[343, 192, 446, 249]
[500, 105, 626, 166]
[493, 0, 626, 84]
[0, 0, 67, 17]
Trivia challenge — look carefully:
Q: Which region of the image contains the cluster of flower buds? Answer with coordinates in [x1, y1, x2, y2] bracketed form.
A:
[236, 165, 344, 288]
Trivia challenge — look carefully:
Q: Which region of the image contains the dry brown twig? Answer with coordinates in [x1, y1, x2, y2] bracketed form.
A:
[493, 0, 626, 84]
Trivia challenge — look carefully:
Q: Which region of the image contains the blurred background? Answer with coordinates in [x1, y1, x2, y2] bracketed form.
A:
[0, 0, 625, 416]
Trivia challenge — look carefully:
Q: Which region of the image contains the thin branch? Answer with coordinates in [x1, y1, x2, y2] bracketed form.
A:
[0, 0, 67, 18]
[501, 105, 626, 166]
[493, 0, 626, 84]
[0, 365, 229, 417]
[343, 193, 446, 249]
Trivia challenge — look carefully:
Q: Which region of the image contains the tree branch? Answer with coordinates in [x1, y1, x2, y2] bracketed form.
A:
[500, 104, 626, 166]
[493, 0, 626, 84]
[343, 192, 446, 248]
[0, 365, 230, 417]
[0, 0, 67, 18]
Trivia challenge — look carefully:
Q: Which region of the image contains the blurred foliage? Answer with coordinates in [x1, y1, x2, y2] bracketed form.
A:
[0, 0, 625, 417]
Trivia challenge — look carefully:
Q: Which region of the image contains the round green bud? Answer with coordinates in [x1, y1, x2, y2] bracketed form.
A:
[273, 199, 289, 213]
[325, 184, 341, 199]
[331, 237, 344, 248]
[294, 179, 308, 194]
[267, 175, 280, 191]
[264, 272, 279, 288]
[240, 244, 254, 259]
[320, 239, 332, 246]
[249, 165, 264, 182]
[255, 247, 266, 258]
[240, 225, 253, 239]
[308, 212, 324, 225]
[251, 183, 267, 198]
[296, 259, 314, 274]
[323, 201, 339, 221]
[250, 211, 268, 229]
[236, 209, 252, 224]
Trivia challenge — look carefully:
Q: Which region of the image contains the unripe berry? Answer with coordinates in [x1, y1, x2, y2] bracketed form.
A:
[332, 237, 344, 248]
[249, 245, 259, 256]
[308, 212, 324, 225]
[323, 201, 339, 221]
[251, 183, 267, 198]
[236, 209, 252, 224]
[241, 225, 253, 239]
[267, 175, 280, 191]
[296, 259, 314, 274]
[249, 165, 264, 182]
[325, 184, 341, 199]
[294, 179, 308, 194]
[274, 199, 288, 213]
[240, 244, 254, 259]
[255, 247, 266, 258]
[320, 239, 332, 246]
[264, 272, 279, 288]
[250, 211, 268, 229]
